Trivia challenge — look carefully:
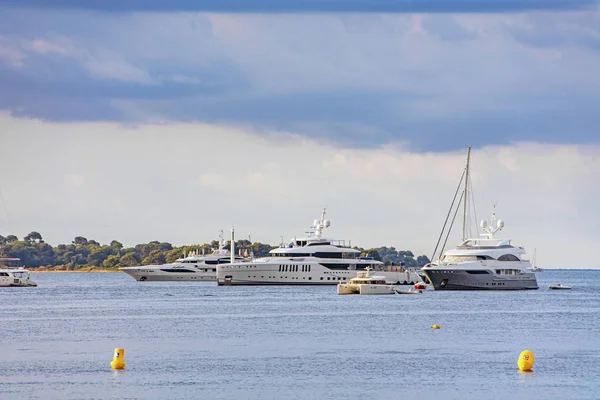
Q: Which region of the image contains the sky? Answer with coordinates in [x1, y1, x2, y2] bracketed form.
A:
[0, 0, 599, 268]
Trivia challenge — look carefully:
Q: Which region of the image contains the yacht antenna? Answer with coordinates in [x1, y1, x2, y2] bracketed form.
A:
[462, 145, 471, 242]
[249, 235, 255, 260]
[230, 228, 235, 264]
[218, 230, 224, 248]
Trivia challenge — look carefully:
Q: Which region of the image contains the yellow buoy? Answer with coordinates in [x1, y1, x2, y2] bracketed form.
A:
[517, 350, 534, 371]
[110, 348, 126, 370]
[431, 324, 440, 329]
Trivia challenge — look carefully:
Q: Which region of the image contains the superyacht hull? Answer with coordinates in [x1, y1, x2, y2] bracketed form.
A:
[217, 263, 421, 286]
[423, 268, 538, 291]
[120, 267, 216, 282]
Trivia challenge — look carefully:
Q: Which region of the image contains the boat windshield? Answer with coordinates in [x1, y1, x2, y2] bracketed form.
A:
[12, 271, 29, 279]
[351, 279, 386, 284]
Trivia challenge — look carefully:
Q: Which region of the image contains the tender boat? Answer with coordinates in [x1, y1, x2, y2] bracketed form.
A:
[414, 282, 427, 290]
[0, 258, 37, 287]
[421, 147, 538, 291]
[395, 288, 422, 295]
[217, 208, 421, 286]
[337, 268, 395, 295]
[549, 284, 571, 290]
[120, 231, 246, 282]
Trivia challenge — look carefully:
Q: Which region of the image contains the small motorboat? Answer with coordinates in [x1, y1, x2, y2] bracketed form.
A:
[338, 268, 395, 295]
[395, 288, 422, 295]
[549, 284, 571, 290]
[0, 258, 37, 288]
[414, 282, 427, 290]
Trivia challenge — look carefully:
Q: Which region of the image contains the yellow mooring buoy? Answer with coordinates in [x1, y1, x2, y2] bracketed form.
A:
[431, 324, 440, 329]
[110, 348, 126, 370]
[517, 350, 534, 372]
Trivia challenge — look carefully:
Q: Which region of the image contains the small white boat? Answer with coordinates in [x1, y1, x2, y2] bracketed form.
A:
[0, 258, 37, 287]
[337, 268, 395, 295]
[395, 288, 422, 295]
[549, 284, 571, 290]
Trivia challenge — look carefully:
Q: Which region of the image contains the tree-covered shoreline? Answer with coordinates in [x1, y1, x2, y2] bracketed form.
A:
[0, 231, 430, 270]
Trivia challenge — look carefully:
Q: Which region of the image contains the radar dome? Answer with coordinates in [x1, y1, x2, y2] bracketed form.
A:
[313, 219, 319, 227]
[324, 219, 331, 228]
[497, 220, 505, 229]
[480, 220, 488, 229]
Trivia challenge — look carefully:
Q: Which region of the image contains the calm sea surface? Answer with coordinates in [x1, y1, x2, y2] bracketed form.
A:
[1, 270, 599, 400]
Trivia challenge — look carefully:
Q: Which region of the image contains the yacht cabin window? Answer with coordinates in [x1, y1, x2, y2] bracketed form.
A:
[497, 254, 520, 262]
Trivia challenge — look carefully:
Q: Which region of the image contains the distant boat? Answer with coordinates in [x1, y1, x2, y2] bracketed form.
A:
[120, 230, 246, 282]
[549, 284, 571, 290]
[529, 249, 543, 272]
[395, 288, 422, 295]
[0, 258, 37, 287]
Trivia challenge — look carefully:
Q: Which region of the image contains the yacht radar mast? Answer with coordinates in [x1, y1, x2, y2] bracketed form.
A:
[479, 203, 505, 240]
[218, 230, 226, 250]
[310, 208, 331, 238]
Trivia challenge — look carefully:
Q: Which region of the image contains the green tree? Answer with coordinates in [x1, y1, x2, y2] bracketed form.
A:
[119, 253, 139, 267]
[6, 235, 18, 243]
[71, 254, 87, 265]
[103, 255, 121, 269]
[73, 236, 88, 246]
[141, 249, 166, 266]
[87, 247, 110, 267]
[364, 249, 382, 261]
[24, 231, 43, 243]
[166, 248, 184, 263]
[416, 255, 431, 267]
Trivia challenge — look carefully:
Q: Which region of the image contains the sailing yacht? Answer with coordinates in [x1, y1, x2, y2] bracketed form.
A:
[529, 249, 543, 272]
[120, 231, 246, 282]
[421, 147, 538, 291]
[217, 209, 421, 286]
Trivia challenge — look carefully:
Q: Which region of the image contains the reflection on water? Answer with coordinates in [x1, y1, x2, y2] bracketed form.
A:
[1, 270, 599, 400]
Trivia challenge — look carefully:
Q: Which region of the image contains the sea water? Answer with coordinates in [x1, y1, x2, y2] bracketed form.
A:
[1, 270, 599, 400]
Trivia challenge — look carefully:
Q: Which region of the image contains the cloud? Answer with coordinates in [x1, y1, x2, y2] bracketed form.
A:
[1, 113, 599, 269]
[64, 173, 85, 187]
[0, 8, 599, 151]
[0, 36, 26, 67]
[1, 0, 596, 12]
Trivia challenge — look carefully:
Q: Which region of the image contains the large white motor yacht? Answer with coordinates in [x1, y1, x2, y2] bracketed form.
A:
[217, 209, 421, 286]
[421, 147, 538, 291]
[0, 258, 37, 287]
[120, 231, 246, 282]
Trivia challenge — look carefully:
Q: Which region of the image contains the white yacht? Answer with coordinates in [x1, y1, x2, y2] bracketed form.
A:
[217, 209, 421, 286]
[120, 231, 246, 282]
[0, 258, 37, 287]
[337, 268, 395, 295]
[421, 147, 538, 291]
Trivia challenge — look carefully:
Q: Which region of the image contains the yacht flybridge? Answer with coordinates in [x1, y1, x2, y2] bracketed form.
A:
[120, 231, 246, 282]
[421, 147, 538, 291]
[217, 209, 421, 286]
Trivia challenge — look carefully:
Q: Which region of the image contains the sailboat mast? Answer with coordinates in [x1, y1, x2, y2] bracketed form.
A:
[462, 146, 471, 242]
